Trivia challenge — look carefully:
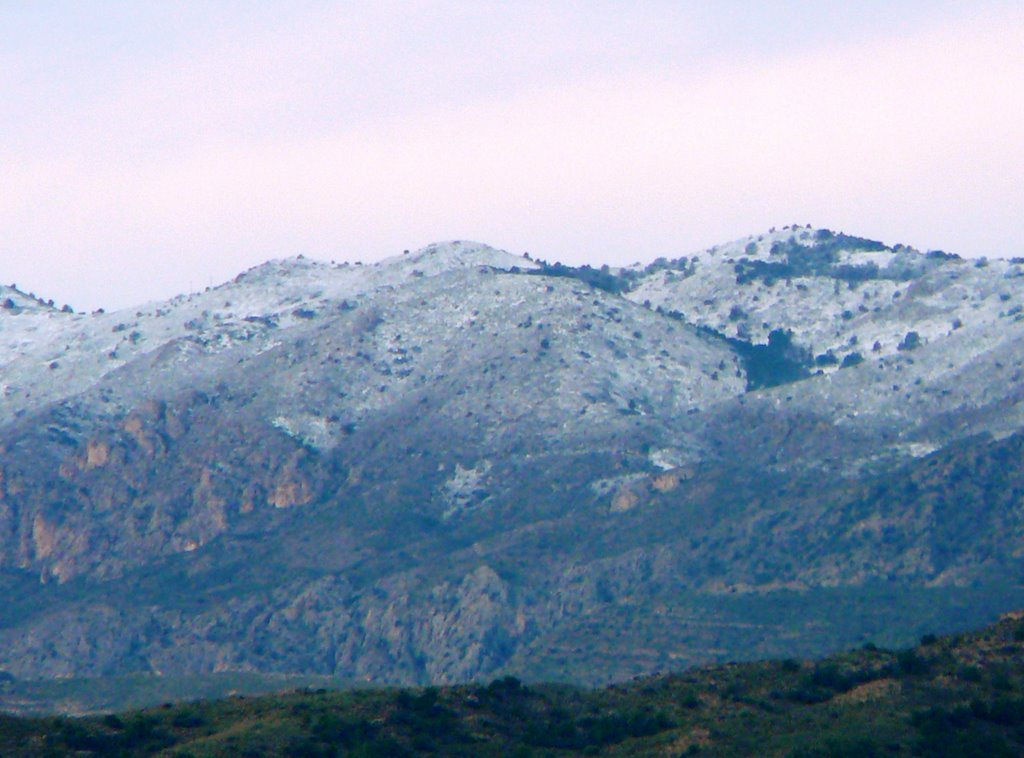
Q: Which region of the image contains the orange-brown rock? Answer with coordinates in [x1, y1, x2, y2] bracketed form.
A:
[651, 471, 680, 493]
[611, 486, 641, 513]
[270, 477, 312, 509]
[122, 413, 167, 458]
[31, 515, 57, 560]
[123, 415, 144, 436]
[85, 440, 110, 468]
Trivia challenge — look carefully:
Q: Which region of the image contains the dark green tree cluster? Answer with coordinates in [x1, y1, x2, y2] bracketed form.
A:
[524, 261, 636, 294]
[733, 230, 910, 286]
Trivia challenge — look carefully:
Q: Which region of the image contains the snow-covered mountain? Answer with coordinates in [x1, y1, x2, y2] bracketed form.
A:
[2, 228, 1024, 695]
[1, 243, 536, 424]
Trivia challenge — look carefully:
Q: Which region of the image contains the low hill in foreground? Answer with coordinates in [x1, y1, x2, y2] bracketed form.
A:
[4, 612, 1024, 757]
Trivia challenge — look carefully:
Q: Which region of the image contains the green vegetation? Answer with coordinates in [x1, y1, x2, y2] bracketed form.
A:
[699, 325, 813, 390]
[522, 260, 638, 294]
[734, 232, 887, 285]
[4, 614, 1024, 756]
[731, 230, 945, 287]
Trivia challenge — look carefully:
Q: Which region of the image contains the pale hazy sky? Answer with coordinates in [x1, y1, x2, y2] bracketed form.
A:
[2, 2, 1023, 310]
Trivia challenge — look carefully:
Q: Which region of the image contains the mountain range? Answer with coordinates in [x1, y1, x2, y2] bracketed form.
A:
[2, 226, 1024, 708]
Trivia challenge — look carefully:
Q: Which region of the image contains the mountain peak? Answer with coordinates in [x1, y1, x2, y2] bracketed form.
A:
[231, 255, 331, 285]
[380, 240, 540, 275]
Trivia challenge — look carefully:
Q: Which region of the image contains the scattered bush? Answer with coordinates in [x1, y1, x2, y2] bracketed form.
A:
[784, 685, 834, 704]
[171, 709, 206, 728]
[896, 649, 930, 676]
[957, 666, 982, 682]
[897, 331, 921, 351]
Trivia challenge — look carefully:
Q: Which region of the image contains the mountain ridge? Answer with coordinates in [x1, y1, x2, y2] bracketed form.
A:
[2, 226, 1024, 705]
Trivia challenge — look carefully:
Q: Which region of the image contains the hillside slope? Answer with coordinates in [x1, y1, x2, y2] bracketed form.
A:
[4, 612, 1024, 756]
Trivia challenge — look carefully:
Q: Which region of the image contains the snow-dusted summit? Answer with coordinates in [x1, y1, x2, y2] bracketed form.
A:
[0, 242, 536, 425]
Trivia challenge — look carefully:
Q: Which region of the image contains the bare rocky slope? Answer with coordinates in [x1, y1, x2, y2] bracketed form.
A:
[2, 229, 1024, 700]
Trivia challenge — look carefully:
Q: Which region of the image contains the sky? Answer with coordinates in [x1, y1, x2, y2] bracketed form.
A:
[2, 1, 1023, 311]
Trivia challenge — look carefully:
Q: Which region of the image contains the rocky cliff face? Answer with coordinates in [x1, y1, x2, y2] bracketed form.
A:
[2, 230, 1024, 688]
